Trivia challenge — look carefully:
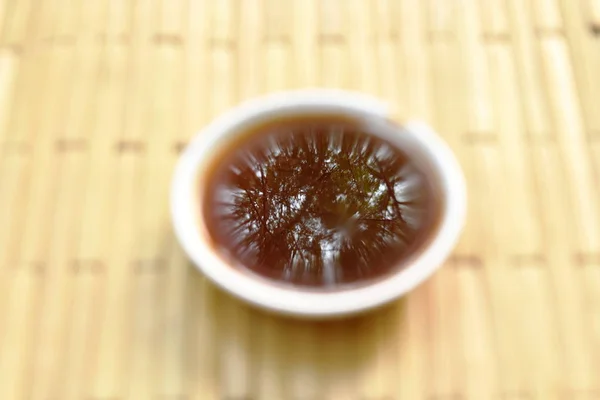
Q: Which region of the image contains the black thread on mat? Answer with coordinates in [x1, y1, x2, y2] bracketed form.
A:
[448, 254, 484, 269]
[153, 33, 184, 46]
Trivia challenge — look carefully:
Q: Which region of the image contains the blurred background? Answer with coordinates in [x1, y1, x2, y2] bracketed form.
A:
[0, 0, 600, 399]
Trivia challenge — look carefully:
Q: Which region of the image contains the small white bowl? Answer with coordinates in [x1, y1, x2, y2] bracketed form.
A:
[171, 89, 466, 318]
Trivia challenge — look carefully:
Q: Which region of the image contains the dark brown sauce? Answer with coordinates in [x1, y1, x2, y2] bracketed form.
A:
[202, 115, 442, 288]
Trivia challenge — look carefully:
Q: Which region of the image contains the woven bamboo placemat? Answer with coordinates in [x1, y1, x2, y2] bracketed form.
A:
[1, 0, 599, 399]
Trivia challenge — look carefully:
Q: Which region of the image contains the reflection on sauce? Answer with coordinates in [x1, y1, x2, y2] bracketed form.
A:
[203, 117, 439, 288]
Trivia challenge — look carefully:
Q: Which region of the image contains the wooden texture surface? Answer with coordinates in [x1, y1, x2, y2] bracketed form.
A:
[0, 0, 599, 399]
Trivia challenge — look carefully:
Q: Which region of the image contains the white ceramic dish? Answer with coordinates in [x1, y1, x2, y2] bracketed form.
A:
[171, 89, 466, 318]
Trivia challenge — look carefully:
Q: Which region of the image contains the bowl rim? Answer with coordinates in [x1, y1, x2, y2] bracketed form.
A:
[170, 89, 467, 318]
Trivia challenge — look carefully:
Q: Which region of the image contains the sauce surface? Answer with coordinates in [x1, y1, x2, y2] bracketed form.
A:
[203, 117, 440, 288]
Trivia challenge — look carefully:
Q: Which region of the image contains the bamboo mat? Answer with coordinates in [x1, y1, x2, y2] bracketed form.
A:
[0, 0, 599, 399]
